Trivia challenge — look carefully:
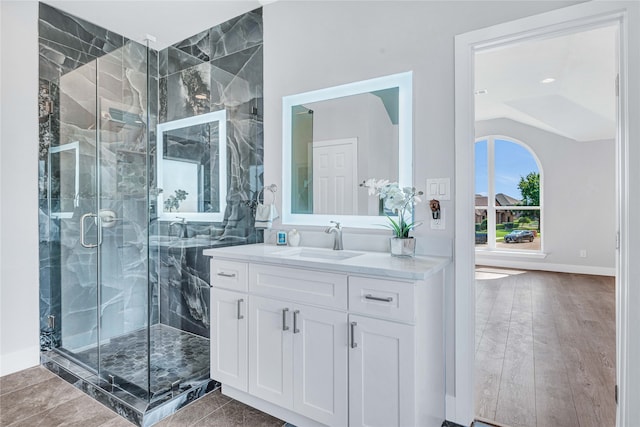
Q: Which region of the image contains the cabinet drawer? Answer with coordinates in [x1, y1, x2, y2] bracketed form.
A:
[348, 276, 415, 323]
[250, 264, 347, 310]
[210, 259, 248, 292]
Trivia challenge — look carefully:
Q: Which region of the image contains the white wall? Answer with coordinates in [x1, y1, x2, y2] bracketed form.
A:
[0, 1, 41, 376]
[476, 118, 615, 274]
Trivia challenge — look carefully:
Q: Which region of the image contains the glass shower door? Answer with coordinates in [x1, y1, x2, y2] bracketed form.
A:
[52, 40, 151, 401]
[95, 40, 150, 398]
[53, 58, 101, 372]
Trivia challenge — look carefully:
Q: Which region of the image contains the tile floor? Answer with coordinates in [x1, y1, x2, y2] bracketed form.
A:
[73, 324, 210, 396]
[0, 366, 284, 427]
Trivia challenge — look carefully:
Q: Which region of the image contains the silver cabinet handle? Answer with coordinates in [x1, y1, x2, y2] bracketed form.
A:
[364, 294, 393, 303]
[217, 272, 236, 278]
[80, 212, 99, 248]
[282, 308, 290, 331]
[237, 299, 244, 320]
[293, 310, 300, 334]
[350, 322, 358, 348]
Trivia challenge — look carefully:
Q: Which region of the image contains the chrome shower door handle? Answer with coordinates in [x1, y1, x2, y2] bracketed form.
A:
[80, 212, 99, 248]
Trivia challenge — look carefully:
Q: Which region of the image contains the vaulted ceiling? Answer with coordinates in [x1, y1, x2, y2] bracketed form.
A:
[475, 24, 618, 142]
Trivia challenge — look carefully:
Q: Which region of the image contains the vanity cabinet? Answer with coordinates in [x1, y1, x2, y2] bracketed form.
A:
[210, 259, 249, 392]
[207, 247, 447, 427]
[348, 314, 414, 427]
[210, 287, 247, 392]
[249, 295, 348, 426]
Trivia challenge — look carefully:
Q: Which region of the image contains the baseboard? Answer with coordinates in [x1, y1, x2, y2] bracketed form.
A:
[222, 385, 326, 427]
[475, 258, 615, 277]
[0, 345, 40, 376]
[445, 393, 457, 423]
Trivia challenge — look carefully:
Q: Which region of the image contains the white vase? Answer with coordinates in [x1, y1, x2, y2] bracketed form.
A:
[288, 229, 301, 247]
[389, 237, 416, 257]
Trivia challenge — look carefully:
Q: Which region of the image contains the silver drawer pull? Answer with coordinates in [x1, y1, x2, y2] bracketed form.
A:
[293, 310, 300, 334]
[217, 272, 237, 278]
[237, 299, 244, 320]
[350, 322, 358, 348]
[364, 294, 393, 303]
[282, 308, 290, 331]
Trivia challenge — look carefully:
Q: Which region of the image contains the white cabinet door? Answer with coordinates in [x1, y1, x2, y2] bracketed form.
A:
[210, 288, 248, 391]
[248, 296, 294, 408]
[349, 314, 415, 427]
[292, 305, 348, 426]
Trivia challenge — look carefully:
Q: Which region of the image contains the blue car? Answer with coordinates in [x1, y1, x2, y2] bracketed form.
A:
[504, 230, 535, 243]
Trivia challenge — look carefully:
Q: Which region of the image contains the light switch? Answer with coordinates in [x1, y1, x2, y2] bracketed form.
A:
[430, 183, 438, 195]
[426, 178, 450, 200]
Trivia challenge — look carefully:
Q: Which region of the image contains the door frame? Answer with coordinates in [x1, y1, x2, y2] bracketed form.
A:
[453, 2, 636, 425]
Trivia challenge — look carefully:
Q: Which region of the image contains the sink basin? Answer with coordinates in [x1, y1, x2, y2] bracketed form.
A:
[274, 247, 363, 261]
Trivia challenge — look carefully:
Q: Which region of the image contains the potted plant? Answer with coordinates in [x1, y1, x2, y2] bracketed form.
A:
[362, 178, 423, 257]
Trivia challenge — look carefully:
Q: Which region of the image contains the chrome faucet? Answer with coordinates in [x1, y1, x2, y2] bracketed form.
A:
[169, 217, 188, 238]
[325, 221, 344, 250]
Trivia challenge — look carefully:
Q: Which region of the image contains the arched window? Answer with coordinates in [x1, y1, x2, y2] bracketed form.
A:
[475, 136, 542, 252]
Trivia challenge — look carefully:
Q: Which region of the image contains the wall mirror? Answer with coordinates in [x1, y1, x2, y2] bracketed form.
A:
[282, 71, 413, 227]
[49, 141, 80, 219]
[157, 110, 227, 222]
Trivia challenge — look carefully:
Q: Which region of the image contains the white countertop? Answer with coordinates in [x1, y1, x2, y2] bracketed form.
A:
[203, 243, 450, 281]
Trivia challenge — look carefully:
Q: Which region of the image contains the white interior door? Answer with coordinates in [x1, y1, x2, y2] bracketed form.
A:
[312, 138, 358, 215]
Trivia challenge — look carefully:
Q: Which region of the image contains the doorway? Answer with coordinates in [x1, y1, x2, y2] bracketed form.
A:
[454, 3, 633, 426]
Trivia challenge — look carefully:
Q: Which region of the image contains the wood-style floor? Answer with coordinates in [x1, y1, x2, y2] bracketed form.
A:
[474, 267, 616, 427]
[0, 366, 284, 427]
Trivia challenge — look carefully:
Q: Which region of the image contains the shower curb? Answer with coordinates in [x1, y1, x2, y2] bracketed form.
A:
[41, 351, 220, 427]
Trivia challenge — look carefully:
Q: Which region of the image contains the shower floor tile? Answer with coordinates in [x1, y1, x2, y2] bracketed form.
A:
[74, 324, 210, 396]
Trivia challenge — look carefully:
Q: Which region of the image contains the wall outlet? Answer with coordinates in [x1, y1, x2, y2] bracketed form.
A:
[430, 208, 445, 230]
[579, 249, 587, 258]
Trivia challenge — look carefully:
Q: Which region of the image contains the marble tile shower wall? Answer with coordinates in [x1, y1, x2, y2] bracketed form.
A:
[153, 9, 264, 338]
[39, 4, 264, 348]
[38, 3, 157, 350]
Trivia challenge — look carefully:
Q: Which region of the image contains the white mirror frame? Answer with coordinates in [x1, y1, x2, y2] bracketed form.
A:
[157, 110, 227, 222]
[282, 71, 413, 228]
[49, 141, 80, 219]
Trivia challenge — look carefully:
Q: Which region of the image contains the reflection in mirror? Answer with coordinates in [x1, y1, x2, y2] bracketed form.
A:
[283, 71, 412, 227]
[49, 142, 79, 218]
[157, 110, 227, 221]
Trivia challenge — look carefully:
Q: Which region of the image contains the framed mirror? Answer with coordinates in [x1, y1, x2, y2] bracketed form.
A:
[49, 141, 80, 219]
[157, 110, 227, 222]
[282, 71, 412, 227]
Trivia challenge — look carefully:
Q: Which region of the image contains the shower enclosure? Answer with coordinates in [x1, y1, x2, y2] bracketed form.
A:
[39, 4, 264, 424]
[43, 36, 211, 414]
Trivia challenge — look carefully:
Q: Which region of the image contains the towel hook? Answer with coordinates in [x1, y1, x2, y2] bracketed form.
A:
[258, 184, 278, 204]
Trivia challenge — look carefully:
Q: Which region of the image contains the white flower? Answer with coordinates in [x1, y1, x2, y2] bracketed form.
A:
[384, 187, 405, 212]
[362, 178, 390, 196]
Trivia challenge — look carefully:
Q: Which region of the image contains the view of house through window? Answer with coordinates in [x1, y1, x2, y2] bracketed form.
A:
[475, 137, 541, 251]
